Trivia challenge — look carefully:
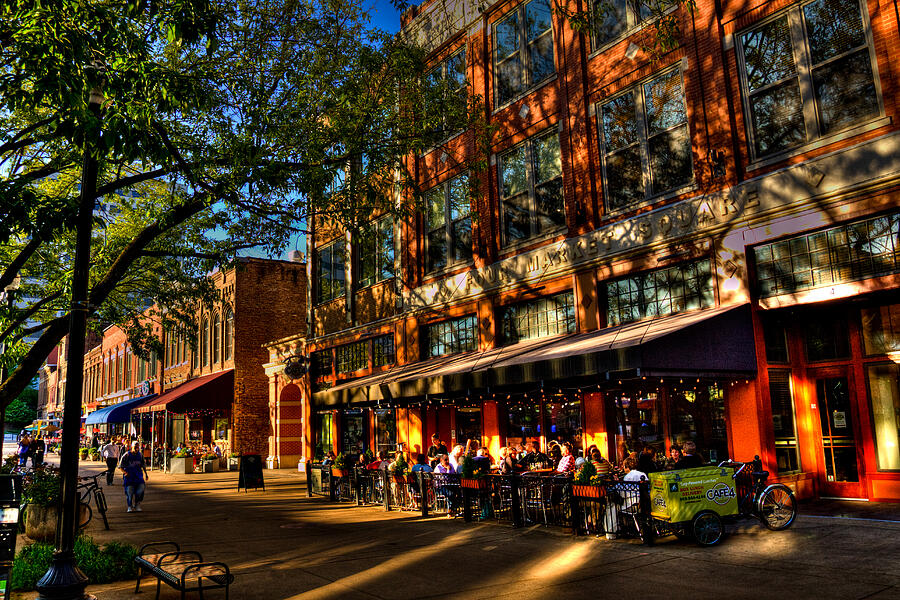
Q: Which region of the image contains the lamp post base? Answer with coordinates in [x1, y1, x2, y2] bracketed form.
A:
[35, 552, 95, 600]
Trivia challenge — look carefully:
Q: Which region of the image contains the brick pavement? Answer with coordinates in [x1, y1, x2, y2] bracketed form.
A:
[13, 461, 900, 600]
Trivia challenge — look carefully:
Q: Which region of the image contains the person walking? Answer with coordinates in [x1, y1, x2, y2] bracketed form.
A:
[101, 437, 123, 486]
[118, 440, 149, 512]
[31, 436, 45, 467]
[16, 434, 31, 468]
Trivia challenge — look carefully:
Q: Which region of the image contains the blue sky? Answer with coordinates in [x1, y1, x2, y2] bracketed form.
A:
[369, 0, 404, 33]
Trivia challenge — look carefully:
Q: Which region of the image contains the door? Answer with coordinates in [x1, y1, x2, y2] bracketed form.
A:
[455, 407, 482, 448]
[810, 370, 864, 498]
[341, 409, 367, 461]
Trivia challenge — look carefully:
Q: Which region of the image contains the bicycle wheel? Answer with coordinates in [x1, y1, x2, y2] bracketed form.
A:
[94, 489, 110, 530]
[77, 501, 92, 531]
[757, 483, 796, 531]
[692, 511, 724, 546]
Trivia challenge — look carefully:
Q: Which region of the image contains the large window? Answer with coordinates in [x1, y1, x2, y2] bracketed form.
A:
[310, 349, 333, 381]
[867, 364, 900, 470]
[316, 240, 346, 304]
[606, 258, 714, 326]
[201, 318, 210, 366]
[591, 0, 656, 48]
[224, 310, 234, 360]
[507, 401, 541, 445]
[861, 303, 900, 356]
[425, 315, 478, 358]
[670, 384, 729, 464]
[755, 212, 900, 298]
[374, 408, 396, 453]
[501, 291, 576, 344]
[336, 341, 368, 374]
[494, 0, 555, 106]
[425, 174, 472, 273]
[769, 370, 801, 473]
[315, 412, 333, 460]
[359, 216, 394, 287]
[498, 130, 564, 246]
[373, 334, 395, 368]
[599, 68, 692, 212]
[425, 49, 467, 137]
[212, 312, 222, 364]
[544, 399, 582, 449]
[737, 0, 880, 160]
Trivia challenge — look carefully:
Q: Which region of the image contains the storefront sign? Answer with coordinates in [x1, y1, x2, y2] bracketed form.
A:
[405, 131, 900, 310]
[833, 411, 847, 428]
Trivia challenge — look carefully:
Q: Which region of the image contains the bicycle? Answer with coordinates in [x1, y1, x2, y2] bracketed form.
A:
[77, 471, 110, 530]
[723, 455, 797, 532]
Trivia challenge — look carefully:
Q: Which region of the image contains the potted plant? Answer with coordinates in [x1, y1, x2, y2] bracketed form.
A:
[23, 468, 89, 541]
[332, 452, 348, 477]
[572, 460, 602, 498]
[201, 452, 220, 473]
[390, 453, 408, 483]
[228, 452, 241, 471]
[78, 448, 89, 460]
[459, 455, 488, 489]
[169, 449, 194, 474]
[88, 448, 101, 462]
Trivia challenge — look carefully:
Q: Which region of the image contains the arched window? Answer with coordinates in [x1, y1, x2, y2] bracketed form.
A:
[224, 310, 234, 361]
[201, 317, 210, 366]
[213, 312, 222, 364]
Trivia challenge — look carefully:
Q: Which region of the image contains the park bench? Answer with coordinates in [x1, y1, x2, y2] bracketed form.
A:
[135, 541, 234, 599]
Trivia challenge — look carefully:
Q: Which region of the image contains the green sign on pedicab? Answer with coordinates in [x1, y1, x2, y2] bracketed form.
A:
[649, 467, 738, 523]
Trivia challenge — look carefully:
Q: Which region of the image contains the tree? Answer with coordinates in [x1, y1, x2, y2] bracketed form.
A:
[0, 0, 485, 408]
[5, 379, 37, 431]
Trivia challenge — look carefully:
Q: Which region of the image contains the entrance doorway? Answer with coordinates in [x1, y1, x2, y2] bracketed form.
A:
[456, 407, 481, 448]
[810, 370, 864, 498]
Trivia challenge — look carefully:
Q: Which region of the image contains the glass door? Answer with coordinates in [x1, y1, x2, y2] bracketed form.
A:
[811, 371, 863, 498]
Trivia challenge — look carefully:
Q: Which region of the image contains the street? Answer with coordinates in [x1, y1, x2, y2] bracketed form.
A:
[13, 460, 900, 600]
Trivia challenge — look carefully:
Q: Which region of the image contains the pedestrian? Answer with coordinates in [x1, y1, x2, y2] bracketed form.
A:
[17, 434, 30, 468]
[100, 437, 123, 486]
[118, 440, 149, 512]
[32, 436, 45, 467]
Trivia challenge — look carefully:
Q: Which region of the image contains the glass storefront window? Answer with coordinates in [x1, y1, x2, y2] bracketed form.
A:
[341, 409, 367, 456]
[867, 364, 900, 470]
[670, 384, 729, 464]
[507, 402, 541, 445]
[613, 392, 663, 461]
[315, 412, 333, 460]
[861, 304, 900, 356]
[769, 370, 800, 473]
[456, 407, 482, 447]
[762, 314, 790, 363]
[374, 409, 396, 454]
[805, 311, 850, 361]
[545, 399, 582, 451]
[214, 418, 228, 440]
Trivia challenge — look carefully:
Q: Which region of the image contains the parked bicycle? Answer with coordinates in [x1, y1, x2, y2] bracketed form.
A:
[77, 471, 110, 530]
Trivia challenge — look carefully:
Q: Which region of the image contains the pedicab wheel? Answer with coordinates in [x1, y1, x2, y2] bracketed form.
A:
[757, 483, 797, 531]
[692, 510, 724, 546]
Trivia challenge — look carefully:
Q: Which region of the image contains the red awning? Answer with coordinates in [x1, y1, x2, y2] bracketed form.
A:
[134, 370, 234, 414]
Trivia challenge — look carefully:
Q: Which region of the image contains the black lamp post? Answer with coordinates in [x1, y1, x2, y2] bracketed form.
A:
[0, 277, 20, 445]
[35, 87, 103, 600]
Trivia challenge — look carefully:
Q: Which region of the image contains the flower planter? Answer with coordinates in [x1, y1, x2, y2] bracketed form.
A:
[460, 477, 487, 490]
[228, 457, 240, 471]
[332, 468, 348, 478]
[169, 456, 194, 474]
[573, 484, 603, 499]
[26, 503, 90, 542]
[201, 460, 219, 473]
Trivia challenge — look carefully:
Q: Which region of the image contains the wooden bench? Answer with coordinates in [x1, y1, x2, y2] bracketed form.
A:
[135, 541, 234, 600]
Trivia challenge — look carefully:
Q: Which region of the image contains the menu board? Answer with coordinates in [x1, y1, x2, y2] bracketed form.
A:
[238, 454, 265, 491]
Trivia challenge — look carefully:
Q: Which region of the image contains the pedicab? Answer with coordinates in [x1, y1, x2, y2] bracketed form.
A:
[645, 456, 797, 546]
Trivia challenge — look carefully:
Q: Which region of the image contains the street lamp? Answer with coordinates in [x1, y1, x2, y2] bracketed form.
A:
[0, 276, 21, 445]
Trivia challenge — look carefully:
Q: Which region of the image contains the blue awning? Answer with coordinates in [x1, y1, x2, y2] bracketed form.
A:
[85, 394, 156, 425]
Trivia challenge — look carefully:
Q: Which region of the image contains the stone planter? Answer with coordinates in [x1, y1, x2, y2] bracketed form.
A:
[573, 484, 603, 499]
[26, 503, 90, 542]
[201, 460, 219, 473]
[228, 457, 240, 471]
[169, 456, 194, 474]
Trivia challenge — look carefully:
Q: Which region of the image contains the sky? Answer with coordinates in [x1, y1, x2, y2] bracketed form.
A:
[369, 0, 404, 33]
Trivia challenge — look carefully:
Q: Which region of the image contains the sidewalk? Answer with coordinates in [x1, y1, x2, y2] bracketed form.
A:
[14, 462, 900, 599]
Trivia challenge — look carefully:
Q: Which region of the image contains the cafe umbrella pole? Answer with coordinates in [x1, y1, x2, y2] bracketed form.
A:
[35, 88, 102, 600]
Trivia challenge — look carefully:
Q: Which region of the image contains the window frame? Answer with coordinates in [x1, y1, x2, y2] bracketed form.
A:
[358, 216, 395, 288]
[424, 173, 474, 274]
[500, 290, 577, 345]
[373, 334, 396, 368]
[588, 0, 663, 52]
[734, 0, 884, 163]
[224, 309, 234, 361]
[424, 47, 468, 142]
[497, 128, 566, 247]
[213, 312, 222, 364]
[492, 0, 556, 109]
[336, 340, 369, 374]
[316, 238, 347, 304]
[597, 66, 693, 213]
[424, 315, 479, 359]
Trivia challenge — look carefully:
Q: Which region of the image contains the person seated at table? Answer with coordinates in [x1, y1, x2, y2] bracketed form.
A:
[665, 445, 683, 470]
[637, 444, 658, 474]
[357, 454, 370, 468]
[517, 441, 550, 471]
[472, 449, 492, 475]
[410, 454, 433, 473]
[556, 442, 576, 473]
[476, 447, 493, 465]
[623, 456, 646, 482]
[547, 441, 562, 465]
[433, 454, 453, 474]
[366, 450, 388, 470]
[321, 451, 335, 466]
[674, 441, 704, 469]
[515, 443, 526, 460]
[448, 445, 464, 471]
[497, 446, 517, 475]
[589, 448, 613, 479]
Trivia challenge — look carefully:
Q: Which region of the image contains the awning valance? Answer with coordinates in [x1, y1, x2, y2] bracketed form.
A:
[85, 394, 156, 425]
[313, 303, 756, 406]
[134, 370, 234, 414]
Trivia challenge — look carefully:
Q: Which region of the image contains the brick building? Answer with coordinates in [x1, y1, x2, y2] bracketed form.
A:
[36, 346, 59, 421]
[264, 0, 900, 499]
[54, 257, 306, 463]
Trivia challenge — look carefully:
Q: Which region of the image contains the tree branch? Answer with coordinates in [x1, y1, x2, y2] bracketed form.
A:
[0, 234, 42, 292]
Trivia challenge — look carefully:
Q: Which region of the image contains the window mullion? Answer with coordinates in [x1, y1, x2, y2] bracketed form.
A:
[520, 5, 529, 88]
[789, 8, 819, 140]
[444, 182, 453, 264]
[526, 140, 537, 232]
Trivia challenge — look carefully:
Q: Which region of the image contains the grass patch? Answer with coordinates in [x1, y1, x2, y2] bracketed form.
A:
[11, 536, 138, 591]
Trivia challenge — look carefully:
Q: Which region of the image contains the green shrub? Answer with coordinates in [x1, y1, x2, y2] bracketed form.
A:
[573, 460, 597, 485]
[390, 453, 408, 476]
[11, 536, 138, 591]
[459, 454, 477, 478]
[22, 469, 61, 506]
[334, 452, 347, 471]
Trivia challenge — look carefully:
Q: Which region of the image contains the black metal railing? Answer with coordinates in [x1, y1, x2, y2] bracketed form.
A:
[331, 468, 653, 543]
